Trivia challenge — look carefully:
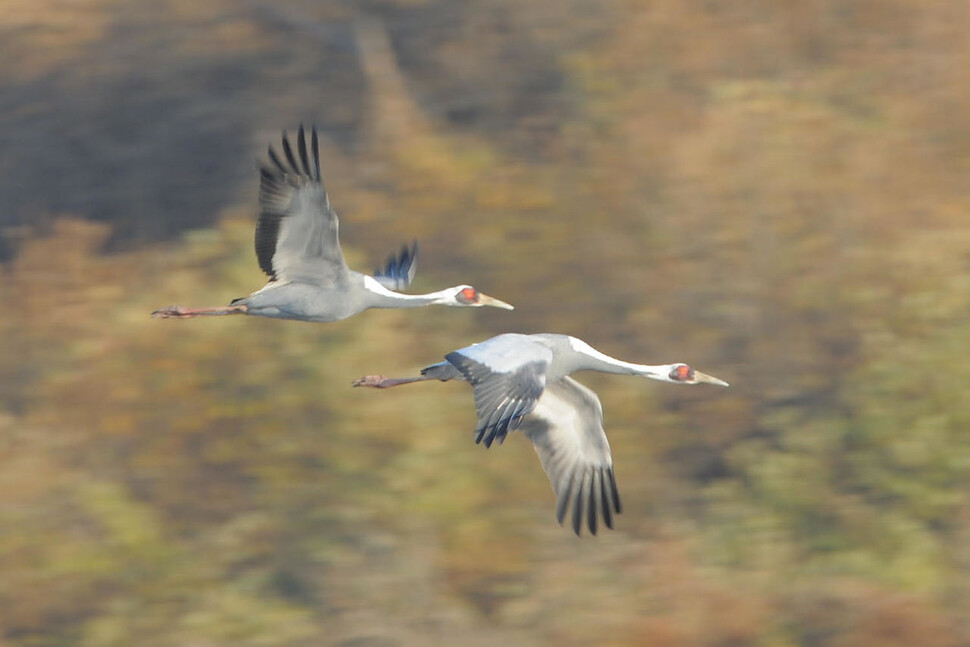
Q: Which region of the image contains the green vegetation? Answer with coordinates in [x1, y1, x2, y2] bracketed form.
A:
[3, 0, 970, 644]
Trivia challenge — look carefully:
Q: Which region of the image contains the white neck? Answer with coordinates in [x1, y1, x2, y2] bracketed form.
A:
[567, 337, 676, 381]
[363, 276, 456, 309]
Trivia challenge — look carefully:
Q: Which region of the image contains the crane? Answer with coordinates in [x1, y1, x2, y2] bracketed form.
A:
[152, 126, 513, 322]
[353, 333, 728, 535]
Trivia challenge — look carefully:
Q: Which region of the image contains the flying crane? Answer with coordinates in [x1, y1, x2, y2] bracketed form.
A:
[153, 126, 513, 322]
[354, 333, 728, 535]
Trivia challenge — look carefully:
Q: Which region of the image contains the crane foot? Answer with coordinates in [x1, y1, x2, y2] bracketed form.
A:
[352, 375, 391, 388]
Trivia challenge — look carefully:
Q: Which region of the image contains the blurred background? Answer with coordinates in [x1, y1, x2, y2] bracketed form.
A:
[2, 0, 970, 645]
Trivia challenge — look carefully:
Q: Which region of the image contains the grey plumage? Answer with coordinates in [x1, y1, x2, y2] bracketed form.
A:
[519, 376, 621, 535]
[256, 125, 346, 286]
[354, 333, 728, 535]
[152, 126, 513, 322]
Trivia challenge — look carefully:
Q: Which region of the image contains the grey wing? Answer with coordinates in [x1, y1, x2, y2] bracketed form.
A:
[444, 335, 553, 449]
[257, 125, 350, 286]
[372, 241, 418, 291]
[519, 376, 622, 536]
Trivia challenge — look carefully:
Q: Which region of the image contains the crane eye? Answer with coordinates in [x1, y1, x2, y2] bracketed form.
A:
[670, 364, 693, 381]
[458, 287, 478, 303]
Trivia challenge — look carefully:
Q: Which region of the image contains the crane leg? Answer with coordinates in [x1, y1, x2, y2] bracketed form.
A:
[352, 374, 430, 389]
[151, 304, 249, 318]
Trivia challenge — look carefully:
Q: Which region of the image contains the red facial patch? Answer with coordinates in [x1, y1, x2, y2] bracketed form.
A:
[675, 365, 691, 380]
[460, 287, 477, 301]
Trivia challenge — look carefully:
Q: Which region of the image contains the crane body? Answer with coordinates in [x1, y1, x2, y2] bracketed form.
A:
[153, 126, 513, 322]
[354, 333, 728, 535]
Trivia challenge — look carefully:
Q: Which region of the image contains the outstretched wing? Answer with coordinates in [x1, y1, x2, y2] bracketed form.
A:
[257, 125, 350, 286]
[519, 376, 622, 536]
[372, 241, 418, 291]
[445, 334, 553, 448]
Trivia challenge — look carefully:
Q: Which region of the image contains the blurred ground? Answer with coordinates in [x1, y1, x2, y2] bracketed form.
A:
[2, 1, 970, 645]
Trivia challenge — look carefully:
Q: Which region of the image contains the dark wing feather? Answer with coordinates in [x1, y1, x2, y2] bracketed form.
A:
[311, 127, 321, 181]
[444, 335, 553, 448]
[372, 241, 418, 291]
[281, 133, 300, 173]
[267, 146, 288, 173]
[519, 377, 621, 536]
[297, 127, 311, 176]
[255, 168, 284, 277]
[256, 125, 349, 285]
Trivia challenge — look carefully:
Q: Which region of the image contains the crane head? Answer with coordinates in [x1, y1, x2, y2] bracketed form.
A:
[667, 363, 729, 387]
[448, 285, 515, 310]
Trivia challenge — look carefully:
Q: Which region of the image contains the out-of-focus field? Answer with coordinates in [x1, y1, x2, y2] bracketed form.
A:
[2, 1, 970, 645]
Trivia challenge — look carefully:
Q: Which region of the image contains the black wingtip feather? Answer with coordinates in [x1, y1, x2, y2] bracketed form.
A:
[555, 475, 572, 525]
[608, 469, 622, 514]
[600, 468, 614, 529]
[572, 480, 584, 535]
[555, 477, 572, 525]
[587, 471, 598, 536]
[265, 127, 322, 185]
[268, 146, 287, 173]
[311, 125, 321, 182]
[281, 132, 300, 174]
[297, 124, 311, 176]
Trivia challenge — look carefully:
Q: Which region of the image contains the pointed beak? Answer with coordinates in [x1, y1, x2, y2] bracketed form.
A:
[693, 370, 729, 387]
[477, 293, 515, 310]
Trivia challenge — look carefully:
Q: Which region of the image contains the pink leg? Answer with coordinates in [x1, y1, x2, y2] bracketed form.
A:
[151, 304, 249, 319]
[352, 374, 431, 388]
